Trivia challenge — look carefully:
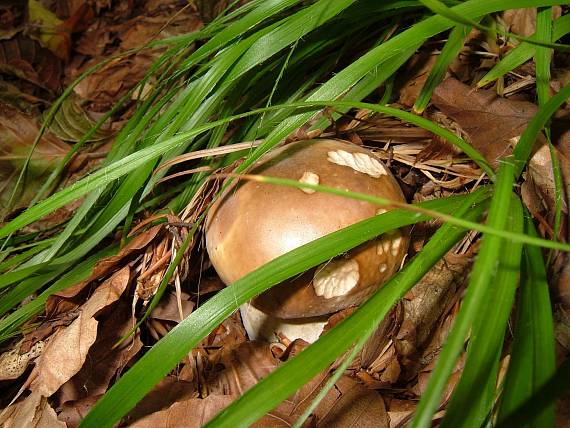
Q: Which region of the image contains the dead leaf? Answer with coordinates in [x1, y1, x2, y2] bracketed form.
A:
[151, 291, 194, 322]
[315, 376, 388, 428]
[432, 78, 537, 166]
[0, 340, 44, 381]
[396, 52, 438, 108]
[56, 300, 142, 404]
[207, 341, 280, 396]
[27, 0, 71, 61]
[127, 395, 237, 428]
[0, 102, 70, 216]
[0, 391, 66, 428]
[32, 266, 130, 396]
[46, 225, 161, 315]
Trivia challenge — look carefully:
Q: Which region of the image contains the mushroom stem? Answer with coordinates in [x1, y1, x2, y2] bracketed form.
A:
[239, 303, 328, 343]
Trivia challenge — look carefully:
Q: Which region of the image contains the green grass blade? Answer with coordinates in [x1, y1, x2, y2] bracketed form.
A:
[441, 195, 524, 428]
[497, 216, 556, 427]
[419, 0, 570, 51]
[79, 190, 489, 428]
[413, 24, 471, 114]
[206, 199, 489, 428]
[535, 7, 553, 106]
[478, 13, 570, 87]
[512, 83, 570, 177]
[0, 246, 116, 342]
[411, 157, 516, 428]
[497, 358, 570, 428]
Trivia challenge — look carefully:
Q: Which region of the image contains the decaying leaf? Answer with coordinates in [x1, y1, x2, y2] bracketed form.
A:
[32, 266, 130, 396]
[56, 300, 142, 405]
[0, 340, 45, 381]
[0, 391, 65, 428]
[432, 78, 537, 166]
[46, 225, 162, 315]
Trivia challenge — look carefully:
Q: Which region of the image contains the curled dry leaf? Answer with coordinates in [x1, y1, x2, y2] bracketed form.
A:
[0, 340, 44, 381]
[56, 300, 142, 405]
[31, 266, 130, 397]
[46, 225, 162, 315]
[432, 78, 537, 166]
[0, 391, 65, 428]
[0, 102, 70, 215]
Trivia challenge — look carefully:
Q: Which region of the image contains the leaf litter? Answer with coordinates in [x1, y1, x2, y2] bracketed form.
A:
[1, 1, 569, 427]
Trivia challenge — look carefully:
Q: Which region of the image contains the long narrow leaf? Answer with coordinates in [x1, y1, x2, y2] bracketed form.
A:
[79, 190, 489, 428]
[411, 157, 516, 428]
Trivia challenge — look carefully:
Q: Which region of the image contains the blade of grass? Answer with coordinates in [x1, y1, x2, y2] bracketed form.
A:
[418, 0, 570, 51]
[0, 246, 116, 342]
[497, 358, 570, 428]
[205, 194, 489, 428]
[535, 7, 553, 107]
[411, 157, 516, 428]
[441, 194, 524, 427]
[496, 215, 556, 427]
[79, 189, 489, 428]
[413, 24, 472, 114]
[239, 172, 569, 251]
[478, 13, 570, 87]
[512, 83, 570, 177]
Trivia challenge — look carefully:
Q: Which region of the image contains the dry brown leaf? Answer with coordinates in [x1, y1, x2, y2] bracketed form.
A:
[0, 102, 70, 216]
[315, 376, 388, 428]
[57, 300, 142, 404]
[151, 291, 194, 322]
[432, 78, 537, 166]
[56, 395, 100, 428]
[0, 392, 65, 428]
[387, 398, 416, 428]
[396, 52, 438, 108]
[32, 266, 130, 396]
[207, 341, 280, 396]
[127, 395, 237, 428]
[46, 225, 161, 315]
[500, 7, 561, 38]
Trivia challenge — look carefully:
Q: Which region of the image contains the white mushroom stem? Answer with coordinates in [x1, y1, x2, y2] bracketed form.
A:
[240, 303, 328, 343]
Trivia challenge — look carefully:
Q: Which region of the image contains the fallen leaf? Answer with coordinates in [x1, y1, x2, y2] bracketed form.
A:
[151, 291, 194, 322]
[0, 391, 66, 428]
[315, 376, 388, 428]
[432, 78, 537, 166]
[32, 266, 130, 396]
[46, 225, 161, 315]
[27, 0, 71, 61]
[56, 300, 142, 404]
[0, 340, 45, 381]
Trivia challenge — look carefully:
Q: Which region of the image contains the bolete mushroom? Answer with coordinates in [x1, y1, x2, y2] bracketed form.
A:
[205, 139, 408, 342]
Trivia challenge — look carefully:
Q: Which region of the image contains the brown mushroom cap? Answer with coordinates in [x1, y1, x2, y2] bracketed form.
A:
[205, 139, 408, 319]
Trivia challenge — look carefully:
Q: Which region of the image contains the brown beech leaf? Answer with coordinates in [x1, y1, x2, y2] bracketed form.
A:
[151, 291, 194, 322]
[57, 395, 101, 428]
[0, 102, 70, 216]
[206, 342, 280, 396]
[57, 300, 142, 404]
[315, 376, 388, 428]
[432, 78, 538, 166]
[0, 392, 66, 428]
[46, 225, 161, 315]
[32, 266, 130, 396]
[127, 395, 237, 428]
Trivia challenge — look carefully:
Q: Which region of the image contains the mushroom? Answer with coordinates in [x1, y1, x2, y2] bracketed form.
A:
[205, 139, 408, 342]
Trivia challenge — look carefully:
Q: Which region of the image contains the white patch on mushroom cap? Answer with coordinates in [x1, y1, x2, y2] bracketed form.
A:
[313, 259, 360, 299]
[379, 263, 388, 273]
[298, 171, 320, 194]
[376, 208, 388, 215]
[327, 150, 387, 178]
[391, 234, 403, 256]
